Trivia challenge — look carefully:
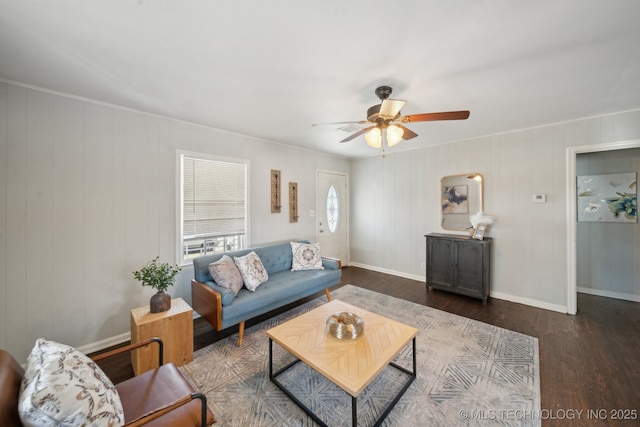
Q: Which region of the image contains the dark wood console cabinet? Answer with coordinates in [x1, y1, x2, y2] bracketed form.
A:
[425, 233, 491, 304]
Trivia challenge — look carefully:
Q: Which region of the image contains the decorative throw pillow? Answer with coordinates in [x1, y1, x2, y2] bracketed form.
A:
[19, 338, 125, 427]
[208, 255, 243, 295]
[233, 251, 268, 291]
[291, 242, 325, 271]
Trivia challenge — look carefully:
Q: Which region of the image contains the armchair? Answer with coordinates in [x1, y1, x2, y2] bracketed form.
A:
[0, 338, 216, 426]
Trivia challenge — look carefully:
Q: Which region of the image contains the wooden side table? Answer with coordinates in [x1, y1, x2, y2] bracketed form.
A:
[130, 297, 194, 375]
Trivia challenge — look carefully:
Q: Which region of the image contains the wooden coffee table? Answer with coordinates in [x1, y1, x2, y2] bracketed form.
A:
[266, 299, 418, 427]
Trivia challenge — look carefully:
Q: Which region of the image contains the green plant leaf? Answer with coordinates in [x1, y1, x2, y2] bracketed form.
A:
[132, 256, 181, 292]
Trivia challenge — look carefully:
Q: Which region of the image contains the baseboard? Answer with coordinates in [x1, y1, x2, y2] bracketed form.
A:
[350, 263, 569, 313]
[75, 310, 202, 355]
[77, 268, 578, 356]
[348, 262, 425, 283]
[76, 332, 131, 355]
[577, 286, 640, 303]
[489, 291, 568, 313]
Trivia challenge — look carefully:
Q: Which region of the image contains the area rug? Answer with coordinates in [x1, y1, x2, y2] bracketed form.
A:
[180, 285, 541, 426]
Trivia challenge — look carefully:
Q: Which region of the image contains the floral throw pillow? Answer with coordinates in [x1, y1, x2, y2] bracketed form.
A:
[19, 338, 125, 427]
[234, 251, 269, 291]
[291, 242, 325, 271]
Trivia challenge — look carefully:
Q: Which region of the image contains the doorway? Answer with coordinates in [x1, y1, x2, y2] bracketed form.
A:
[566, 138, 640, 314]
[316, 170, 349, 265]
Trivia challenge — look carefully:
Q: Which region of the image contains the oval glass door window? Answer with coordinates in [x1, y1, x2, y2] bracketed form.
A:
[327, 185, 339, 233]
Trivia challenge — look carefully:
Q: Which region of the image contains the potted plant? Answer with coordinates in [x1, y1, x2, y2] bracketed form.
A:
[133, 256, 181, 313]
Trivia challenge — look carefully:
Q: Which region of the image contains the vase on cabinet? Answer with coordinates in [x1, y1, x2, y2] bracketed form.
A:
[150, 291, 171, 313]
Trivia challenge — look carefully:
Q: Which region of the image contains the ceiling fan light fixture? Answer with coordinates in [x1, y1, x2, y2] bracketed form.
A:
[319, 86, 469, 154]
[365, 127, 382, 148]
[386, 124, 404, 147]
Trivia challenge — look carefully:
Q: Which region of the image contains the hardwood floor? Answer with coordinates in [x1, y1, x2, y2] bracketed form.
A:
[95, 266, 640, 426]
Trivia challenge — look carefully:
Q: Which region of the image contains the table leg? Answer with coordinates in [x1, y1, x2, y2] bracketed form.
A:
[271, 337, 416, 427]
[376, 337, 416, 427]
[352, 396, 357, 426]
[268, 338, 273, 379]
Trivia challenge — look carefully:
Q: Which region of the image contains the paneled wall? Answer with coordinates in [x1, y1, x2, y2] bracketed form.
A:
[350, 110, 640, 312]
[576, 148, 640, 301]
[0, 82, 350, 361]
[2, 76, 639, 360]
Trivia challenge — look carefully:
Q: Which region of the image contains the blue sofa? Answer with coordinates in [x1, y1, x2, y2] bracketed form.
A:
[191, 241, 342, 345]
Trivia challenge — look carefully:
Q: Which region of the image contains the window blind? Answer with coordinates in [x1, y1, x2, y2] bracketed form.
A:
[182, 157, 246, 238]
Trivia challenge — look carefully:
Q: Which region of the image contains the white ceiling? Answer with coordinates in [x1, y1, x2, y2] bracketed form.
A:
[1, 0, 640, 159]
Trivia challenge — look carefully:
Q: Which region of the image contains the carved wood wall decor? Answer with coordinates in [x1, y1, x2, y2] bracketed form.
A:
[271, 169, 281, 213]
[289, 182, 298, 223]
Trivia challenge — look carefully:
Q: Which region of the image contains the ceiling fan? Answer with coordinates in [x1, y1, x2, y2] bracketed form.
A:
[314, 86, 469, 156]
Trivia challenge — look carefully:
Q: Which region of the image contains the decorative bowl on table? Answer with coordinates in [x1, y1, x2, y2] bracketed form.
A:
[326, 312, 364, 339]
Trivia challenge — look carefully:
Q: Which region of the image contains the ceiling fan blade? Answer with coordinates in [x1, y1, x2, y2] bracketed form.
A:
[401, 110, 470, 123]
[378, 99, 406, 119]
[312, 120, 371, 127]
[340, 126, 374, 143]
[397, 124, 418, 140]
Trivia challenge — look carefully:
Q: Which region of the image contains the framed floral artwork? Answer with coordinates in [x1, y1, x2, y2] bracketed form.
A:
[577, 172, 637, 222]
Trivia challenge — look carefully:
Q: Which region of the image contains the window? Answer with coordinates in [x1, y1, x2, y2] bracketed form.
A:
[327, 185, 338, 233]
[178, 152, 247, 265]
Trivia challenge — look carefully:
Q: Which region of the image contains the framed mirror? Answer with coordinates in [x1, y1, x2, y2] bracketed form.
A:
[441, 173, 484, 231]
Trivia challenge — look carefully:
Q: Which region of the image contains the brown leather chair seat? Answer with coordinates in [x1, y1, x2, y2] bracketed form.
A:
[0, 349, 24, 427]
[0, 339, 215, 426]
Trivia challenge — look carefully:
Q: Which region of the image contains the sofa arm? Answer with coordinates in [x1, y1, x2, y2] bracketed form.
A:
[321, 257, 342, 270]
[192, 279, 223, 331]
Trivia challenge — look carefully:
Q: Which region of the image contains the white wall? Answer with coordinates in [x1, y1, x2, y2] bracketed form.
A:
[350, 109, 640, 312]
[0, 81, 350, 361]
[2, 77, 639, 361]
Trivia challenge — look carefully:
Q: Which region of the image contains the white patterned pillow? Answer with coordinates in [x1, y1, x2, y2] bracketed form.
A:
[234, 251, 269, 291]
[291, 242, 325, 271]
[19, 338, 125, 427]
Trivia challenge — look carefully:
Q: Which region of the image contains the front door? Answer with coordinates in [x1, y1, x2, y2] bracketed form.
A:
[316, 170, 348, 265]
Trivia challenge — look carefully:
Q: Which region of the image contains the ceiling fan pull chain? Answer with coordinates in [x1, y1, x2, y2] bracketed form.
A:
[381, 134, 387, 158]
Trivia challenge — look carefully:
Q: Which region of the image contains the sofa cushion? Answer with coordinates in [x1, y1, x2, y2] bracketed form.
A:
[19, 338, 124, 427]
[252, 242, 295, 274]
[234, 251, 268, 291]
[208, 255, 243, 296]
[193, 241, 307, 283]
[290, 241, 324, 271]
[220, 268, 342, 329]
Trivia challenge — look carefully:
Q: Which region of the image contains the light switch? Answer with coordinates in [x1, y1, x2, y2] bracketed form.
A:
[532, 194, 546, 203]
